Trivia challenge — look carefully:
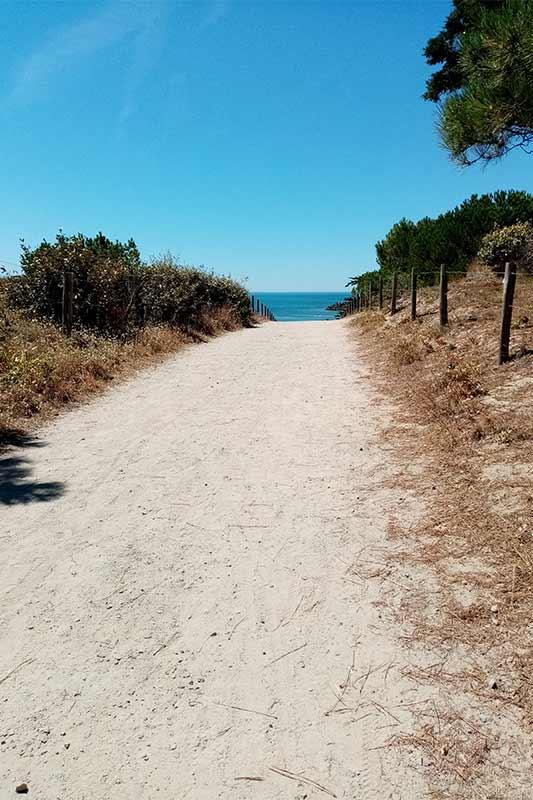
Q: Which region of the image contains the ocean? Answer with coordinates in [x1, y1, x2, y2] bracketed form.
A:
[251, 291, 348, 322]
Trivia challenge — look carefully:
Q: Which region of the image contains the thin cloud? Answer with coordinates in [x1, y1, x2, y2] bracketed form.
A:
[117, 3, 169, 132]
[8, 1, 163, 105]
[201, 0, 231, 29]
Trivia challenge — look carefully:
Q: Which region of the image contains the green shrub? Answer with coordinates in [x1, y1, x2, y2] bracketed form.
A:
[140, 255, 250, 329]
[11, 233, 251, 335]
[12, 232, 143, 334]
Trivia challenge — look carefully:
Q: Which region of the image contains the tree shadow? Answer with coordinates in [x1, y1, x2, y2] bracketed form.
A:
[0, 432, 65, 506]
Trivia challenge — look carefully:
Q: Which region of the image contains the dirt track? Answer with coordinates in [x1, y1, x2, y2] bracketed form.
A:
[0, 321, 428, 799]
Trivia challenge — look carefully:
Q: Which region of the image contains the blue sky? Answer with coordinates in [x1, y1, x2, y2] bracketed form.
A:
[0, 0, 531, 291]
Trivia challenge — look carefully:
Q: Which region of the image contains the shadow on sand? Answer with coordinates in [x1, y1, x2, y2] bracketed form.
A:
[0, 432, 65, 506]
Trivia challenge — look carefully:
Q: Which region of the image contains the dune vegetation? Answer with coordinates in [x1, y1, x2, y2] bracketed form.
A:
[349, 265, 533, 795]
[0, 232, 252, 442]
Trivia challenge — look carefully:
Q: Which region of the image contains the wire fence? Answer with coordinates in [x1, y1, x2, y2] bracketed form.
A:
[345, 264, 533, 365]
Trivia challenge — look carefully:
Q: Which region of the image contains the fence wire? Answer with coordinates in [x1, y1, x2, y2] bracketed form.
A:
[512, 273, 533, 355]
[346, 268, 533, 362]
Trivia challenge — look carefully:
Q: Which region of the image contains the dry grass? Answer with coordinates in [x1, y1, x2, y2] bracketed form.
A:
[0, 299, 246, 443]
[349, 265, 533, 797]
[195, 304, 243, 336]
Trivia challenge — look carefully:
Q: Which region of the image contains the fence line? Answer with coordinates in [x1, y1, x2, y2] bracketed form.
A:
[344, 263, 532, 365]
[249, 295, 276, 322]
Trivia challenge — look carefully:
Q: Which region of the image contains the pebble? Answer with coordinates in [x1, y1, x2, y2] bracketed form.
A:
[15, 784, 29, 794]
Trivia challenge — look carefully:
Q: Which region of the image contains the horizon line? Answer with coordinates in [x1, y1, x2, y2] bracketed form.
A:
[250, 289, 348, 294]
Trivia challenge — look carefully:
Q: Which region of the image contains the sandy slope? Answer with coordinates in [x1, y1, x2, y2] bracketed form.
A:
[0, 321, 428, 799]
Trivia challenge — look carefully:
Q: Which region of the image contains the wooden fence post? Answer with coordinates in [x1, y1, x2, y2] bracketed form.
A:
[390, 272, 398, 315]
[62, 271, 73, 336]
[410, 268, 417, 321]
[439, 264, 448, 327]
[499, 261, 516, 365]
[368, 278, 372, 310]
[378, 275, 383, 310]
[250, 295, 255, 313]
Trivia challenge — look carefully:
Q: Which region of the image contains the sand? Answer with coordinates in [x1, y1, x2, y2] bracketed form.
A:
[0, 321, 428, 799]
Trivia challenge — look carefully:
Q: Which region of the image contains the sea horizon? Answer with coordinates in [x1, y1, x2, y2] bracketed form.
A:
[251, 290, 349, 322]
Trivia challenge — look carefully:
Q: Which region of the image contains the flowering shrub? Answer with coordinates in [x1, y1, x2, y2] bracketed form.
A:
[478, 222, 533, 273]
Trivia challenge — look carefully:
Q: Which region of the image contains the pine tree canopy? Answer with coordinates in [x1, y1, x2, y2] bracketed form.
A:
[424, 0, 533, 165]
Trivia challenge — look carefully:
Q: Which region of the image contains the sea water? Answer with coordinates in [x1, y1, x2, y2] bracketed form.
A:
[251, 292, 348, 322]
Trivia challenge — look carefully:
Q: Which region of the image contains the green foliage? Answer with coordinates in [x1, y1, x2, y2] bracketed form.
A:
[140, 254, 251, 328]
[478, 222, 533, 272]
[12, 232, 251, 335]
[425, 0, 533, 164]
[13, 232, 142, 333]
[377, 190, 533, 276]
[347, 269, 377, 297]
[349, 190, 533, 294]
[424, 0, 504, 102]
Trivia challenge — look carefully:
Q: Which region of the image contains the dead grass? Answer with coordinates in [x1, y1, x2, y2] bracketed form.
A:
[195, 304, 243, 336]
[349, 264, 533, 797]
[0, 300, 245, 443]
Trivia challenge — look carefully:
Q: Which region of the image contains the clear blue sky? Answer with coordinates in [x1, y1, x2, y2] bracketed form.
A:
[0, 1, 531, 291]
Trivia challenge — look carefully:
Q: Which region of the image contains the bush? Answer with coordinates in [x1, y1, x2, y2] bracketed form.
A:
[140, 254, 250, 330]
[478, 222, 533, 273]
[11, 232, 143, 334]
[11, 233, 251, 335]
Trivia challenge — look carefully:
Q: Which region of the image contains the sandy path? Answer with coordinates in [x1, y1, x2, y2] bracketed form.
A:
[0, 321, 427, 799]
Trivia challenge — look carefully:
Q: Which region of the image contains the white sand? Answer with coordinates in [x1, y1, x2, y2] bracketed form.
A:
[0, 321, 428, 799]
